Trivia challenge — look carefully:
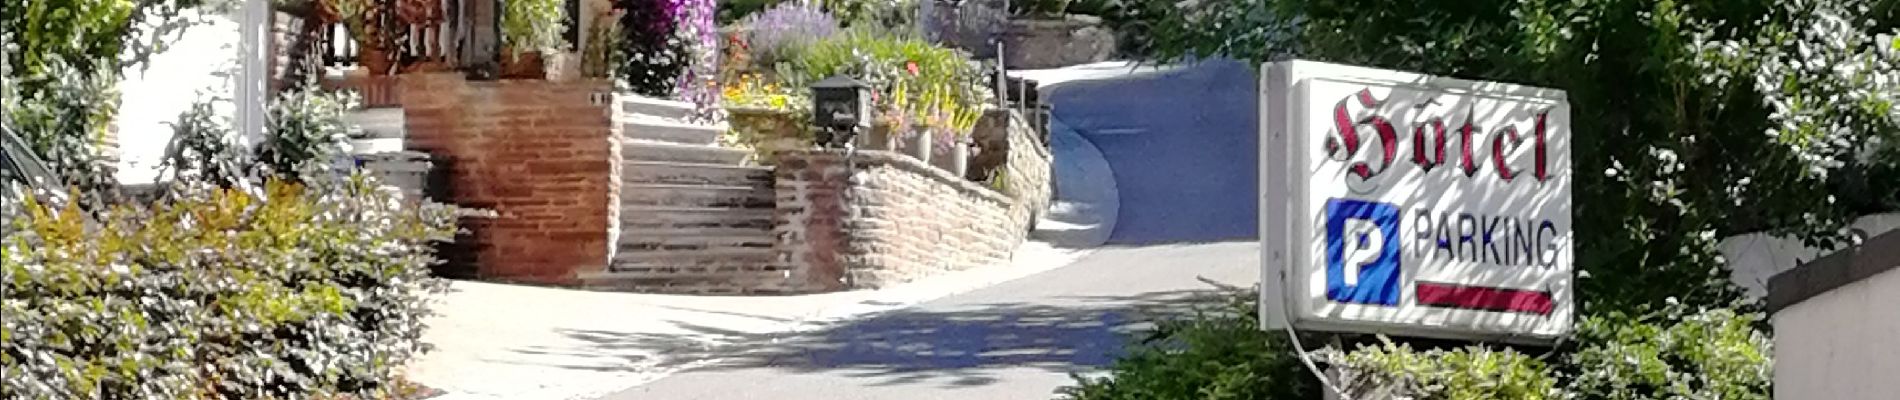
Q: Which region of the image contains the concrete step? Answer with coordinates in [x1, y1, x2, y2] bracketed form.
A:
[619, 226, 777, 237]
[612, 247, 777, 266]
[342, 108, 405, 139]
[619, 205, 775, 231]
[623, 161, 773, 186]
[617, 230, 775, 252]
[623, 140, 752, 165]
[623, 119, 723, 145]
[619, 94, 696, 121]
[578, 268, 795, 294]
[621, 183, 774, 209]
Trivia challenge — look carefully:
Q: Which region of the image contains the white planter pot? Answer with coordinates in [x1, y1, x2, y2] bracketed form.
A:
[907, 131, 932, 164]
[949, 141, 970, 177]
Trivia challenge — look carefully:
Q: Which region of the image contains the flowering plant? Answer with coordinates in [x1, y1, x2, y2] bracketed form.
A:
[742, 2, 841, 66]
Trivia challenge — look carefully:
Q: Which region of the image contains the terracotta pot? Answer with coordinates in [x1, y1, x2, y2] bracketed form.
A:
[499, 50, 547, 79]
[359, 44, 395, 76]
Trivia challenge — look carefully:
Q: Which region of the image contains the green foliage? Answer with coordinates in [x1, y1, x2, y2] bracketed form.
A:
[1057, 289, 1318, 400]
[1111, 0, 1900, 314]
[2, 0, 219, 88]
[1323, 338, 1560, 400]
[257, 86, 358, 181]
[1061, 289, 1773, 400]
[1011, 0, 1075, 17]
[817, 0, 922, 29]
[1, 58, 123, 208]
[781, 27, 990, 136]
[718, 0, 779, 25]
[583, 5, 627, 78]
[502, 0, 571, 54]
[156, 99, 247, 189]
[1, 176, 456, 400]
[2, 0, 222, 208]
[1564, 304, 1773, 400]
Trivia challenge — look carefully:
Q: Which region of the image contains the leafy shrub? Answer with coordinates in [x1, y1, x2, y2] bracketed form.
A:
[817, 0, 921, 28]
[500, 0, 570, 54]
[783, 27, 990, 148]
[582, 4, 627, 78]
[1, 175, 456, 399]
[2, 57, 123, 209]
[1058, 288, 1318, 400]
[1104, 0, 1899, 315]
[1563, 304, 1772, 400]
[741, 2, 841, 66]
[157, 99, 248, 189]
[1320, 339, 1559, 399]
[1010, 0, 1073, 17]
[1060, 289, 1773, 400]
[258, 86, 358, 181]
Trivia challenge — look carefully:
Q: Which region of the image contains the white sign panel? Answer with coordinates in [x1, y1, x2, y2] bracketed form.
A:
[1259, 60, 1574, 343]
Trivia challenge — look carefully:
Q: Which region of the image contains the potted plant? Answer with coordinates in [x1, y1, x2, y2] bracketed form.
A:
[500, 0, 568, 79]
[320, 0, 399, 76]
[721, 74, 814, 163]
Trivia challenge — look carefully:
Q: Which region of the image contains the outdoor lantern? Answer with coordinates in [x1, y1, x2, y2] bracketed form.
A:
[810, 75, 873, 148]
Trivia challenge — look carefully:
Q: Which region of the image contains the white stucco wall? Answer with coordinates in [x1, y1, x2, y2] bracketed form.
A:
[1772, 267, 1900, 400]
[114, 10, 242, 184]
[1720, 213, 1900, 298]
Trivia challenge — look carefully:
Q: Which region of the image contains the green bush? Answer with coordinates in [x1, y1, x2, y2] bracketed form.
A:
[1061, 290, 1773, 400]
[1563, 304, 1772, 400]
[1321, 339, 1560, 399]
[781, 28, 989, 138]
[1058, 288, 1318, 400]
[1, 175, 456, 399]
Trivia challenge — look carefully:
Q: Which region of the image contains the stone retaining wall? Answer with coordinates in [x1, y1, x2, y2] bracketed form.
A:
[773, 111, 1052, 290]
[774, 150, 1016, 289]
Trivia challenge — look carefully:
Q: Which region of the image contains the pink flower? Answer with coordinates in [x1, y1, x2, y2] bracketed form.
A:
[906, 61, 919, 76]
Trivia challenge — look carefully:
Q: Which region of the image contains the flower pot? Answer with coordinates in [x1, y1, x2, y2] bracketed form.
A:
[360, 44, 395, 76]
[949, 140, 971, 177]
[726, 107, 811, 164]
[905, 129, 932, 164]
[929, 137, 971, 176]
[861, 124, 898, 151]
[499, 49, 547, 79]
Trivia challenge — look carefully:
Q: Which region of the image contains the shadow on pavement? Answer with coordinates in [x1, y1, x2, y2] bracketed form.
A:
[517, 286, 1244, 388]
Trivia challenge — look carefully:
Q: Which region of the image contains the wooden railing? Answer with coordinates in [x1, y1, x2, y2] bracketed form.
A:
[313, 0, 462, 72]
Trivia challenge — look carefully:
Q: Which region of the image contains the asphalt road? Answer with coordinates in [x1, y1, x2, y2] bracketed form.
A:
[599, 241, 1260, 400]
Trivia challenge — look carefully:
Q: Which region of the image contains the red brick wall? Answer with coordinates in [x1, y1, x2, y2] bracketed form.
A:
[398, 73, 617, 285]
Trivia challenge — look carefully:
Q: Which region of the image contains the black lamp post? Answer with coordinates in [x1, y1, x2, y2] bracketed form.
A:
[810, 74, 873, 149]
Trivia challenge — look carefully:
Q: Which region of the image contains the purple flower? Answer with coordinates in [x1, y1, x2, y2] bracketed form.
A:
[743, 3, 840, 64]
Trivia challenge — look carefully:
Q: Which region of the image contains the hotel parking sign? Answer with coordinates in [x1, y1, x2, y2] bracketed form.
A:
[1259, 60, 1574, 343]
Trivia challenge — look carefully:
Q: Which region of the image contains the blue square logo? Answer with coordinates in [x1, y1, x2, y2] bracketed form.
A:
[1325, 198, 1402, 306]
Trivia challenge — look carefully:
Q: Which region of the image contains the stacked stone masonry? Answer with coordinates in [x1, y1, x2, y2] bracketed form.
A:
[397, 73, 616, 285]
[774, 110, 1054, 291]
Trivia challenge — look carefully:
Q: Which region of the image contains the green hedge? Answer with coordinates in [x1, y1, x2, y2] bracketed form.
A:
[1060, 289, 1772, 400]
[1, 176, 456, 399]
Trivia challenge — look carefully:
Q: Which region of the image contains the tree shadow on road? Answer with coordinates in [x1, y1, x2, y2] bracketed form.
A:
[518, 282, 1248, 389]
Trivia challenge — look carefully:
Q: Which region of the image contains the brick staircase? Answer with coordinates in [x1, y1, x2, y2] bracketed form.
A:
[580, 95, 792, 293]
